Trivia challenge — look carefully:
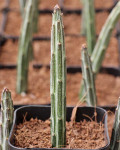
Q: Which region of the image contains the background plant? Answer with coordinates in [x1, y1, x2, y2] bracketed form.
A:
[80, 0, 96, 55]
[19, 0, 39, 32]
[17, 0, 35, 93]
[79, 1, 120, 101]
[81, 44, 97, 106]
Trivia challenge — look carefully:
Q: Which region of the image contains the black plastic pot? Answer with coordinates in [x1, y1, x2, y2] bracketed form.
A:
[9, 105, 110, 150]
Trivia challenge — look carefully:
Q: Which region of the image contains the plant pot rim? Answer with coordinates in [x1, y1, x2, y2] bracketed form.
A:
[8, 105, 110, 150]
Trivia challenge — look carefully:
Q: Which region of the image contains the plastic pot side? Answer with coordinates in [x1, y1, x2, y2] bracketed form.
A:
[8, 106, 110, 150]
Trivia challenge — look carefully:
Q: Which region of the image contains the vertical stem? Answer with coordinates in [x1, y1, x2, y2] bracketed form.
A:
[81, 44, 97, 106]
[91, 1, 120, 74]
[85, 0, 96, 55]
[16, 0, 34, 93]
[50, 5, 66, 148]
[1, 88, 14, 150]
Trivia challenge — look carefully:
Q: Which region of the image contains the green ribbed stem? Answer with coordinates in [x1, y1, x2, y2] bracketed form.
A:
[79, 1, 120, 101]
[81, 44, 97, 106]
[85, 0, 96, 55]
[19, 0, 39, 33]
[50, 5, 66, 148]
[16, 0, 34, 93]
[91, 1, 120, 74]
[1, 88, 14, 150]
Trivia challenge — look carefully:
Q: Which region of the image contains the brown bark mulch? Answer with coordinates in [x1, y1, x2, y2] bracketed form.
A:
[15, 118, 106, 149]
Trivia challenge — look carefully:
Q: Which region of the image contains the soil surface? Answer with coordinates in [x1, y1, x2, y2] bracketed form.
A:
[0, 67, 119, 106]
[0, 110, 115, 145]
[15, 118, 106, 149]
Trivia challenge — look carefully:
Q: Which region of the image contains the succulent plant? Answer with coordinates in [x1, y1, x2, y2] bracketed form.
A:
[91, 1, 120, 74]
[1, 88, 14, 150]
[81, 44, 97, 106]
[16, 0, 34, 93]
[80, 0, 96, 55]
[19, 0, 39, 33]
[50, 5, 66, 148]
[79, 1, 120, 101]
[85, 0, 96, 55]
[110, 99, 120, 150]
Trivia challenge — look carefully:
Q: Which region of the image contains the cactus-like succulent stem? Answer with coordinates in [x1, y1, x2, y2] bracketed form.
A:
[19, 0, 39, 62]
[16, 0, 34, 93]
[1, 88, 14, 150]
[91, 1, 120, 74]
[85, 0, 96, 55]
[19, 0, 39, 33]
[50, 5, 66, 148]
[81, 44, 97, 106]
[79, 1, 120, 100]
[110, 98, 120, 150]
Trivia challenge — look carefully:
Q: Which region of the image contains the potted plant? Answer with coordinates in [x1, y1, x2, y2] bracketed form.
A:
[8, 105, 109, 150]
[5, 5, 110, 150]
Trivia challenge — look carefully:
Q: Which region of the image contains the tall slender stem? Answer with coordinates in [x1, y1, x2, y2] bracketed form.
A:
[81, 44, 97, 106]
[1, 88, 14, 150]
[16, 0, 34, 93]
[50, 5, 66, 148]
[85, 0, 96, 55]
